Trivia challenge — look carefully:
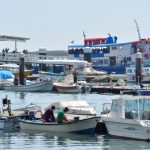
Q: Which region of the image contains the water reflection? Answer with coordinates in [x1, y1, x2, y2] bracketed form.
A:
[19, 130, 100, 149]
[19, 92, 26, 99]
[0, 127, 150, 149]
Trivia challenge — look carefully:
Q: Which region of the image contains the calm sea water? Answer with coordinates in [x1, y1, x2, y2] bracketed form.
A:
[0, 91, 149, 150]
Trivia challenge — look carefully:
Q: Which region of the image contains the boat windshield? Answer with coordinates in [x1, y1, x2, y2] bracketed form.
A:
[125, 99, 150, 120]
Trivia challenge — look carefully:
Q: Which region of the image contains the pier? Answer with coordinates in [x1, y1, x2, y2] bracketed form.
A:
[91, 85, 137, 94]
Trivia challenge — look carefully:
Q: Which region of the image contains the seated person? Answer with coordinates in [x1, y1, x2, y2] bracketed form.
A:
[14, 76, 18, 85]
[44, 106, 56, 122]
[56, 107, 69, 123]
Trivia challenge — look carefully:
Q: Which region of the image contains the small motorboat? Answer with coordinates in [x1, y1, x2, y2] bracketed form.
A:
[4, 81, 53, 92]
[19, 116, 99, 134]
[53, 82, 81, 93]
[19, 100, 99, 134]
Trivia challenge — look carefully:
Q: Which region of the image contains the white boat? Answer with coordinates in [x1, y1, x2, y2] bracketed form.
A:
[126, 66, 150, 83]
[19, 116, 99, 133]
[4, 81, 53, 92]
[102, 95, 150, 141]
[19, 100, 99, 133]
[53, 74, 91, 93]
[53, 82, 82, 93]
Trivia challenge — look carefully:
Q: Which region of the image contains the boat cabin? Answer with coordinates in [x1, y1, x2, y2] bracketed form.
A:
[106, 96, 150, 120]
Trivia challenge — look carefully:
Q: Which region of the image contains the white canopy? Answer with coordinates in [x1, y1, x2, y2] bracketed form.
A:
[45, 100, 96, 116]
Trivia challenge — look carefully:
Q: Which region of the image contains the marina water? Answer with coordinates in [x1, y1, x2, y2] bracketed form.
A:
[0, 91, 149, 150]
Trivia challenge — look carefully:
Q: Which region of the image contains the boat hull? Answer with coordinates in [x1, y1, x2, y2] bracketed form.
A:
[136, 89, 150, 95]
[19, 117, 99, 134]
[53, 82, 81, 93]
[4, 82, 53, 92]
[0, 119, 4, 130]
[103, 117, 150, 140]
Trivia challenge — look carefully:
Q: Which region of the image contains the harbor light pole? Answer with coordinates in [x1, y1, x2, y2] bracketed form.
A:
[135, 51, 142, 85]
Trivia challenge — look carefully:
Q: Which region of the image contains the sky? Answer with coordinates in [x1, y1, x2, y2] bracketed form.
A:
[0, 0, 150, 52]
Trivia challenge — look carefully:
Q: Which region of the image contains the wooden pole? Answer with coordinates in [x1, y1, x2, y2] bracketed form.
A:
[19, 53, 25, 85]
[135, 52, 142, 85]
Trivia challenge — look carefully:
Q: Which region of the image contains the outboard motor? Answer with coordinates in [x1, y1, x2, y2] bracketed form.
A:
[2, 95, 11, 116]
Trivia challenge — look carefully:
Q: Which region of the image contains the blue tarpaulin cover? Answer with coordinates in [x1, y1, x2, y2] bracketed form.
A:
[0, 71, 15, 79]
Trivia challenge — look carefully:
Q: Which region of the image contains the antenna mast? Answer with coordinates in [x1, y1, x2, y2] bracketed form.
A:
[134, 20, 141, 40]
[82, 31, 86, 40]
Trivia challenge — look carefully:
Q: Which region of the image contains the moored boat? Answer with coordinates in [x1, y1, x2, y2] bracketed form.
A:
[4, 81, 53, 92]
[19, 100, 99, 133]
[53, 82, 81, 93]
[19, 116, 99, 133]
[102, 95, 150, 141]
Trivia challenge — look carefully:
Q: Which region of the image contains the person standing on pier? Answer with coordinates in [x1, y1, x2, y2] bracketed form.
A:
[72, 68, 78, 83]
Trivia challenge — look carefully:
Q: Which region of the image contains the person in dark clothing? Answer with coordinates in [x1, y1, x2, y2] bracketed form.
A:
[14, 76, 19, 85]
[44, 106, 55, 122]
[73, 69, 78, 83]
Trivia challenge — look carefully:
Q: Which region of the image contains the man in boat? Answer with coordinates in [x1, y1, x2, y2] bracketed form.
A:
[56, 107, 69, 123]
[44, 106, 56, 122]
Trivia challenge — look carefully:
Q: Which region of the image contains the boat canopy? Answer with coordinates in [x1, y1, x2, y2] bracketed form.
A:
[0, 71, 15, 79]
[38, 59, 91, 67]
[46, 100, 90, 109]
[45, 100, 96, 115]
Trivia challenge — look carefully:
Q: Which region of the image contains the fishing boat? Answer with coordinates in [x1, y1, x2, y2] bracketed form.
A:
[102, 95, 150, 141]
[19, 116, 99, 133]
[19, 100, 99, 133]
[4, 81, 53, 92]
